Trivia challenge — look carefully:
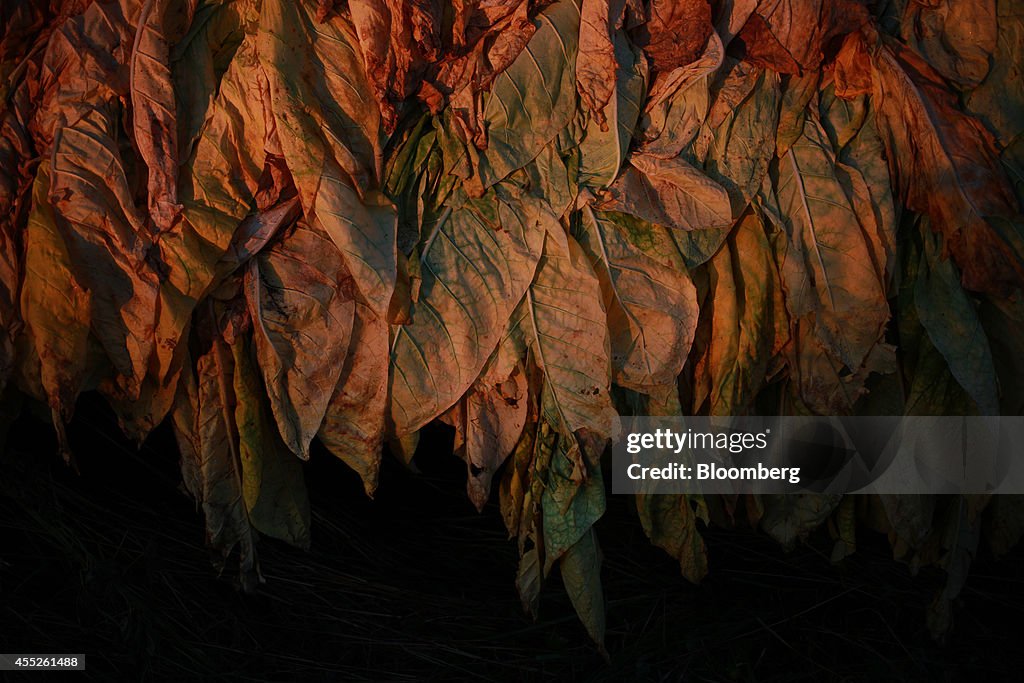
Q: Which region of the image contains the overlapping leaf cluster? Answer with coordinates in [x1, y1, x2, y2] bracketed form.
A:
[2, 0, 1023, 643]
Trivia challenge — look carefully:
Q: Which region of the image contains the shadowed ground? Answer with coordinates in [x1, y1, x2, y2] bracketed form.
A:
[1, 394, 1022, 681]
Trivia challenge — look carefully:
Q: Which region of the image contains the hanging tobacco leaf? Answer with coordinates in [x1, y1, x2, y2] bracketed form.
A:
[3, 0, 1023, 649]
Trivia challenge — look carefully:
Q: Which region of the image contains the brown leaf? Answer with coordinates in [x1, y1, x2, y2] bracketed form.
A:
[900, 0, 997, 90]
[833, 30, 872, 99]
[637, 494, 708, 583]
[868, 33, 1024, 294]
[172, 306, 261, 591]
[246, 220, 356, 460]
[602, 152, 733, 231]
[462, 351, 529, 510]
[318, 303, 389, 496]
[632, 0, 712, 80]
[131, 0, 194, 233]
[576, 0, 623, 130]
[735, 1, 871, 74]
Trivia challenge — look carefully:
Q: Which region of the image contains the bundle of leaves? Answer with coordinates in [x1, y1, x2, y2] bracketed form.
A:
[1, 0, 1023, 646]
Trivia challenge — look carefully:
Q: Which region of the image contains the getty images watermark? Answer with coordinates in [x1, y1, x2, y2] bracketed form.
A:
[611, 416, 1024, 495]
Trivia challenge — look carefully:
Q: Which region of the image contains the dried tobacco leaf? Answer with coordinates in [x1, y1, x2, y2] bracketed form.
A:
[693, 211, 787, 416]
[4, 0, 1024, 650]
[131, 0, 192, 233]
[388, 189, 549, 434]
[172, 307, 260, 590]
[603, 153, 732, 231]
[769, 110, 888, 373]
[867, 32, 1024, 295]
[898, 0, 997, 90]
[577, 207, 699, 396]
[246, 220, 356, 460]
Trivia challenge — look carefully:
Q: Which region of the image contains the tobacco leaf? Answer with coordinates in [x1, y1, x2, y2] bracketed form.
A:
[576, 0, 621, 130]
[636, 494, 708, 583]
[462, 341, 529, 510]
[156, 31, 270, 401]
[522, 231, 617, 448]
[559, 527, 606, 652]
[867, 33, 1024, 295]
[318, 302, 389, 496]
[770, 110, 888, 372]
[19, 161, 92, 456]
[714, 0, 757, 47]
[775, 71, 819, 157]
[577, 26, 647, 190]
[912, 223, 999, 415]
[966, 0, 1024, 147]
[602, 153, 732, 232]
[258, 0, 397, 320]
[832, 102, 899, 284]
[388, 188, 549, 435]
[699, 65, 781, 217]
[170, 0, 243, 158]
[29, 3, 162, 405]
[0, 91, 35, 394]
[759, 494, 842, 550]
[171, 308, 260, 591]
[631, 0, 712, 82]
[131, 0, 194, 233]
[246, 220, 356, 460]
[980, 296, 1024, 414]
[639, 31, 723, 159]
[232, 333, 312, 549]
[48, 104, 160, 403]
[899, 0, 997, 90]
[451, 0, 581, 194]
[694, 211, 787, 415]
[734, 0, 871, 74]
[540, 407, 607, 571]
[832, 30, 872, 99]
[577, 207, 699, 395]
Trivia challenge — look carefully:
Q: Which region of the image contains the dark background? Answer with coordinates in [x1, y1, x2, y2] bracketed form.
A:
[1, 394, 1022, 681]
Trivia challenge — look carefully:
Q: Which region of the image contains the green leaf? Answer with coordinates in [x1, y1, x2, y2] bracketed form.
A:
[456, 0, 582, 193]
[701, 67, 781, 218]
[559, 528, 606, 651]
[541, 410, 606, 571]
